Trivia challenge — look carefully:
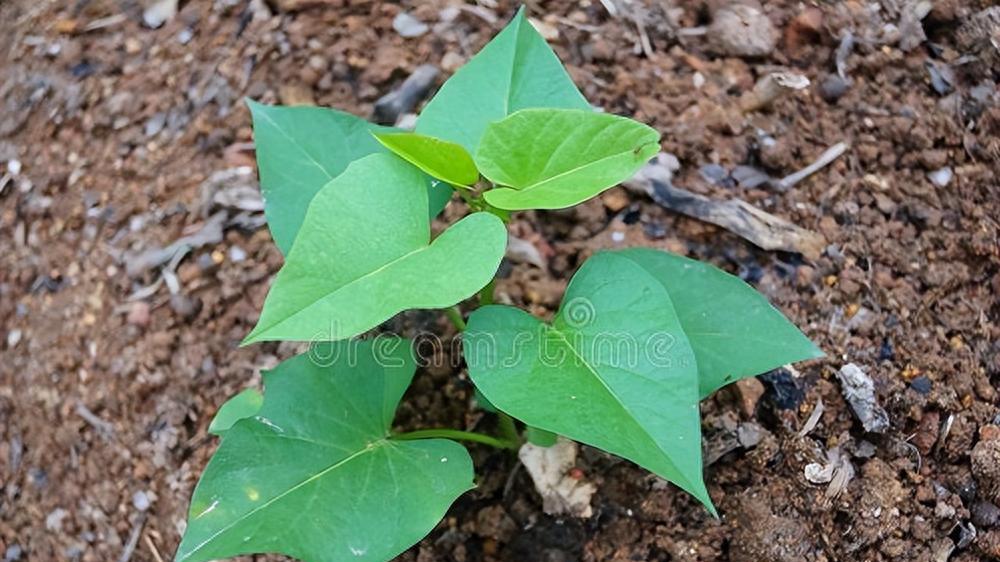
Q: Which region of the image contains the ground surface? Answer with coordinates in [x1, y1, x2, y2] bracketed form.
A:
[1, 0, 999, 561]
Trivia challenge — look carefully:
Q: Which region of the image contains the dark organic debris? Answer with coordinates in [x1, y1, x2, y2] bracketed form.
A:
[759, 368, 805, 410]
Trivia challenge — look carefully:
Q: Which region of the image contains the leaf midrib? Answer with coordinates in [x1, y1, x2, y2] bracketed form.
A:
[546, 325, 694, 492]
[180, 438, 392, 560]
[249, 244, 426, 340]
[255, 108, 334, 183]
[525, 147, 646, 192]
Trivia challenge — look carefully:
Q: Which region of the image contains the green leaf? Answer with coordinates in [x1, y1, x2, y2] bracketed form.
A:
[616, 248, 824, 397]
[464, 252, 713, 512]
[525, 426, 558, 447]
[374, 132, 479, 188]
[177, 339, 474, 562]
[248, 100, 451, 254]
[243, 153, 507, 344]
[416, 7, 590, 155]
[477, 108, 660, 210]
[208, 388, 263, 436]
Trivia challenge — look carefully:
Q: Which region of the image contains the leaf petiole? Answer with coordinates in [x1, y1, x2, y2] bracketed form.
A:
[444, 306, 466, 331]
[392, 428, 518, 450]
[479, 278, 496, 306]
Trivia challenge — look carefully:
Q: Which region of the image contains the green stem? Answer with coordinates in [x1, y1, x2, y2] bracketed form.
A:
[458, 189, 476, 206]
[479, 278, 496, 306]
[444, 306, 466, 331]
[497, 412, 519, 446]
[392, 428, 516, 449]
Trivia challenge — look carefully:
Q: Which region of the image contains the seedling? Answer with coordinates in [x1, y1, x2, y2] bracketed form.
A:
[177, 8, 821, 562]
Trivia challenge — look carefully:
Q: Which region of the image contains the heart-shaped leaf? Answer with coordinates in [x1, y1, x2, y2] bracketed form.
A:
[477, 109, 660, 210]
[617, 248, 823, 397]
[177, 339, 474, 562]
[208, 388, 263, 436]
[464, 252, 713, 511]
[243, 153, 507, 344]
[416, 7, 590, 155]
[248, 101, 452, 254]
[374, 132, 479, 188]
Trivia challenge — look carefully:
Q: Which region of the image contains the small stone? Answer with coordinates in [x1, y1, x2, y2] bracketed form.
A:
[45, 508, 68, 531]
[910, 375, 932, 394]
[4, 544, 22, 561]
[528, 17, 559, 41]
[124, 37, 141, 54]
[733, 378, 765, 417]
[142, 0, 178, 29]
[913, 411, 940, 455]
[169, 294, 202, 321]
[132, 490, 151, 511]
[228, 246, 247, 262]
[7, 159, 21, 176]
[972, 426, 1000, 504]
[145, 113, 166, 137]
[440, 51, 465, 73]
[934, 500, 956, 520]
[819, 74, 849, 103]
[601, 189, 630, 212]
[708, 3, 777, 58]
[6, 329, 22, 348]
[927, 167, 953, 187]
[127, 302, 150, 327]
[972, 501, 1000, 528]
[392, 12, 429, 38]
[278, 84, 315, 106]
[785, 7, 824, 53]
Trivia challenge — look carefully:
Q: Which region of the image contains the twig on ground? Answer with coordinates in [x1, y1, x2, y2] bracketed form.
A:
[75, 401, 115, 439]
[118, 513, 146, 562]
[776, 141, 849, 191]
[144, 534, 165, 562]
[372, 65, 439, 126]
[124, 211, 226, 277]
[624, 154, 828, 259]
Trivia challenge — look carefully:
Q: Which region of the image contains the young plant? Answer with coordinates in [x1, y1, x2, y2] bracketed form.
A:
[177, 7, 822, 562]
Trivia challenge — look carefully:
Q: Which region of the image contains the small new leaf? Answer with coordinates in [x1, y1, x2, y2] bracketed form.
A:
[177, 339, 474, 562]
[416, 6, 590, 154]
[373, 132, 479, 188]
[617, 248, 823, 397]
[208, 388, 263, 436]
[476, 109, 660, 210]
[243, 153, 507, 344]
[465, 252, 713, 512]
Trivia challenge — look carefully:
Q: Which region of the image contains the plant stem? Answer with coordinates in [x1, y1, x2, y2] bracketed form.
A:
[479, 278, 496, 306]
[458, 189, 476, 206]
[496, 412, 520, 446]
[392, 428, 516, 449]
[444, 306, 466, 331]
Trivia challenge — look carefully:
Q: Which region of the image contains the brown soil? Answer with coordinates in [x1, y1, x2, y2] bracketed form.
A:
[1, 1, 998, 561]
